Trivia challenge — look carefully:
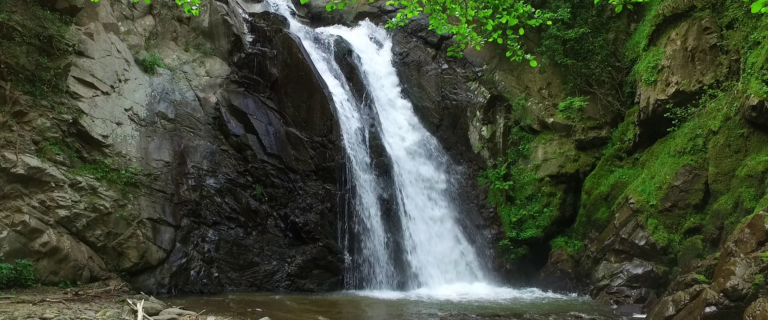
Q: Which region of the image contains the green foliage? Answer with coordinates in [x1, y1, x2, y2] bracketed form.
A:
[573, 111, 639, 237]
[595, 0, 649, 12]
[37, 140, 77, 162]
[537, 0, 630, 98]
[498, 239, 529, 259]
[754, 274, 765, 287]
[752, 0, 768, 14]
[631, 47, 665, 86]
[625, 0, 663, 60]
[76, 160, 141, 188]
[479, 126, 562, 243]
[664, 104, 697, 132]
[252, 184, 266, 199]
[307, 0, 763, 71]
[316, 0, 551, 66]
[665, 86, 724, 132]
[140, 54, 166, 75]
[0, 0, 75, 99]
[694, 273, 710, 284]
[677, 236, 705, 267]
[550, 236, 583, 254]
[647, 218, 680, 248]
[0, 260, 38, 289]
[58, 280, 75, 289]
[90, 0, 202, 16]
[762, 252, 768, 261]
[557, 96, 589, 120]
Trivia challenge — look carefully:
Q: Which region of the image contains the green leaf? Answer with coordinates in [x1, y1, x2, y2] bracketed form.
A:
[615, 4, 623, 12]
[752, 0, 765, 13]
[546, 21, 552, 25]
[300, 0, 309, 3]
[497, 38, 503, 44]
[530, 60, 538, 67]
[326, 3, 337, 11]
[506, 51, 513, 57]
[519, 28, 524, 35]
[338, 2, 346, 9]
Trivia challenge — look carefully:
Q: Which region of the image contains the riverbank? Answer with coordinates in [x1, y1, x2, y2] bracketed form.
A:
[0, 280, 234, 320]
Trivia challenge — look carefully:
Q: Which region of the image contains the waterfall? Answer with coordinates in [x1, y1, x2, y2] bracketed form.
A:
[267, 0, 488, 292]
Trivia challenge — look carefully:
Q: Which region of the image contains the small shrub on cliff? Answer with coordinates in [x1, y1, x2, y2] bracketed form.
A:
[631, 47, 665, 86]
[557, 96, 589, 120]
[754, 274, 765, 287]
[140, 54, 166, 75]
[550, 236, 583, 254]
[0, 260, 38, 289]
[664, 103, 698, 132]
[479, 126, 561, 245]
[76, 160, 141, 188]
[695, 273, 710, 284]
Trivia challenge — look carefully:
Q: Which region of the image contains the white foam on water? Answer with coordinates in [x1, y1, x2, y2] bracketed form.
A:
[351, 282, 575, 302]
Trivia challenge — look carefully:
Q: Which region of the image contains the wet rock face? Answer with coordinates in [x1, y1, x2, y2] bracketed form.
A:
[129, 9, 345, 293]
[634, 16, 725, 147]
[660, 166, 708, 212]
[0, 0, 344, 292]
[643, 211, 768, 320]
[744, 96, 768, 130]
[535, 249, 583, 293]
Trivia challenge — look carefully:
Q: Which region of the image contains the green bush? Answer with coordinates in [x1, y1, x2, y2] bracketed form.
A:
[479, 126, 561, 243]
[631, 47, 665, 86]
[754, 274, 765, 287]
[139, 54, 166, 75]
[0, 0, 75, 99]
[76, 160, 141, 188]
[557, 96, 589, 120]
[0, 260, 38, 289]
[550, 236, 583, 254]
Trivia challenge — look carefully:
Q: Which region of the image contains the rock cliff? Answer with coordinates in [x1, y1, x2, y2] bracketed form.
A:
[4, 0, 768, 319]
[0, 0, 344, 293]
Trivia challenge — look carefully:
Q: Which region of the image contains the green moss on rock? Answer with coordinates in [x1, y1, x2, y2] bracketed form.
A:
[0, 0, 75, 99]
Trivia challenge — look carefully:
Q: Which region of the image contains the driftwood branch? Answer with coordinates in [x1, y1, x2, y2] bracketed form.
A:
[31, 298, 69, 308]
[127, 299, 154, 320]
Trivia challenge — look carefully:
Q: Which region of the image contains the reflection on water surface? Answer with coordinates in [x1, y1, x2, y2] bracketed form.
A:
[164, 288, 618, 320]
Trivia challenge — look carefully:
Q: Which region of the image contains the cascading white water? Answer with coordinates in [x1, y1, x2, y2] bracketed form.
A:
[266, 0, 565, 300]
[323, 23, 487, 287]
[265, 1, 396, 289]
[267, 0, 485, 289]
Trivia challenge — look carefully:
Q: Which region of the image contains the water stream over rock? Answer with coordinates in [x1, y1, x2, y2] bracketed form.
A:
[264, 0, 560, 302]
[268, 0, 488, 290]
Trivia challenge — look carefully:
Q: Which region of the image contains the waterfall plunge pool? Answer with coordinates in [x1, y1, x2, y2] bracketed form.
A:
[164, 284, 620, 320]
[194, 2, 617, 319]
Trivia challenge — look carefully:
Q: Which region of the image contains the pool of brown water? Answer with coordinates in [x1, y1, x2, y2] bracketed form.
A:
[164, 289, 620, 320]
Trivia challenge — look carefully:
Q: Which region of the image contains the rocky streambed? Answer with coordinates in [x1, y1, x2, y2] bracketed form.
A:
[0, 281, 234, 320]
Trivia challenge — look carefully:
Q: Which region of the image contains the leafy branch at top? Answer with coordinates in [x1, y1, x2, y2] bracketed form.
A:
[89, 0, 202, 16]
[750, 0, 768, 13]
[310, 0, 551, 67]
[306, 0, 766, 68]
